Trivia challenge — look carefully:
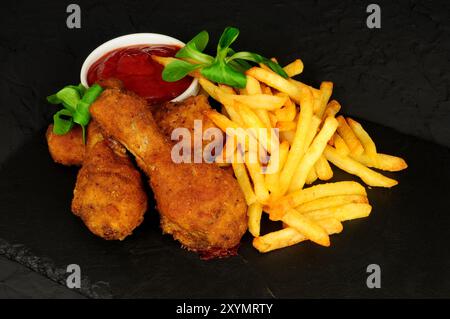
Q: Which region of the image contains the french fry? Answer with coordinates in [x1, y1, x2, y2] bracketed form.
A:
[296, 195, 368, 213]
[255, 110, 272, 128]
[221, 103, 245, 127]
[316, 82, 333, 118]
[347, 118, 377, 165]
[268, 112, 278, 128]
[239, 88, 247, 95]
[205, 109, 242, 132]
[200, 77, 285, 112]
[205, 109, 240, 131]
[334, 132, 406, 172]
[205, 109, 250, 150]
[253, 218, 342, 253]
[237, 102, 277, 153]
[200, 78, 244, 126]
[232, 157, 257, 205]
[256, 221, 338, 251]
[225, 105, 245, 127]
[314, 155, 334, 181]
[303, 117, 321, 185]
[214, 138, 237, 166]
[245, 151, 270, 203]
[323, 100, 341, 120]
[328, 134, 335, 146]
[246, 67, 303, 103]
[312, 90, 323, 116]
[245, 75, 272, 129]
[334, 133, 350, 156]
[352, 152, 408, 172]
[289, 116, 338, 192]
[267, 181, 366, 220]
[232, 94, 286, 110]
[246, 75, 262, 94]
[261, 84, 273, 95]
[259, 58, 278, 71]
[206, 109, 268, 166]
[324, 145, 398, 187]
[305, 168, 318, 185]
[283, 59, 304, 77]
[274, 94, 296, 122]
[254, 227, 304, 252]
[247, 202, 263, 237]
[198, 77, 221, 99]
[276, 121, 296, 132]
[237, 103, 267, 130]
[282, 209, 330, 247]
[279, 130, 294, 144]
[259, 62, 273, 72]
[278, 87, 314, 195]
[303, 116, 321, 151]
[288, 78, 321, 99]
[218, 84, 236, 94]
[302, 203, 372, 222]
[265, 141, 290, 195]
[336, 116, 364, 156]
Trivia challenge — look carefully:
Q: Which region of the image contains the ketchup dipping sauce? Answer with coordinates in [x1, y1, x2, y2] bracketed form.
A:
[87, 45, 192, 104]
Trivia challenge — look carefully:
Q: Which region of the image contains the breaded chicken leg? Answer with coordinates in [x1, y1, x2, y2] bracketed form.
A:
[90, 89, 247, 257]
[46, 125, 85, 166]
[71, 122, 147, 240]
[45, 78, 124, 167]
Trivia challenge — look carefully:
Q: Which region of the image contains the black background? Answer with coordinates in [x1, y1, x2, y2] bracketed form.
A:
[0, 0, 449, 298]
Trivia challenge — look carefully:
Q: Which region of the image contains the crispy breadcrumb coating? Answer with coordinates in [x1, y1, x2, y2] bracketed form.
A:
[71, 122, 147, 240]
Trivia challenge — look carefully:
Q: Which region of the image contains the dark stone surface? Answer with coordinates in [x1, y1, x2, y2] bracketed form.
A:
[0, 0, 449, 298]
[0, 121, 449, 298]
[0, 256, 84, 298]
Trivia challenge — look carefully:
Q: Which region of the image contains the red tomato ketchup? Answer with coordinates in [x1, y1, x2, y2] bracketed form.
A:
[87, 45, 191, 104]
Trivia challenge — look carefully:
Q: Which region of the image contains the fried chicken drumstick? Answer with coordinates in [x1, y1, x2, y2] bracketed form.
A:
[46, 125, 85, 166]
[71, 122, 147, 240]
[46, 78, 148, 240]
[90, 89, 247, 257]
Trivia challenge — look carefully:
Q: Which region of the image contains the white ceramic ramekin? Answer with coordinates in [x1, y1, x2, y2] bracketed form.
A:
[80, 33, 199, 102]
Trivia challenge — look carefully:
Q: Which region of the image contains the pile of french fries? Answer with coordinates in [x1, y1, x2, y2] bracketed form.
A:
[154, 56, 408, 253]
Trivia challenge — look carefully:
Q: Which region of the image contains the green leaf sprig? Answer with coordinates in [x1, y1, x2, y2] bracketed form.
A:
[162, 27, 288, 89]
[47, 83, 103, 143]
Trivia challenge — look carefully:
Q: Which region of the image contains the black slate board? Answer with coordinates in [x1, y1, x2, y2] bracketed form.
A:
[1, 120, 449, 298]
[0, 256, 84, 298]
